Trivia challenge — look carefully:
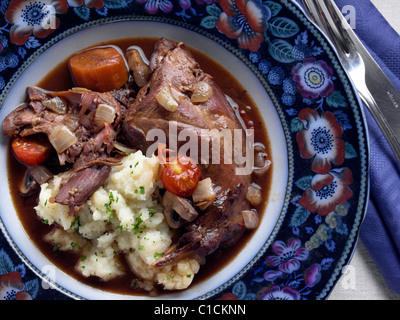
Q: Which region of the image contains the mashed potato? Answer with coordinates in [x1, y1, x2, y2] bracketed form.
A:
[35, 150, 200, 292]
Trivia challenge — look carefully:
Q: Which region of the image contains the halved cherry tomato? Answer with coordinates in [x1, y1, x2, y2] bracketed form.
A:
[158, 145, 201, 197]
[11, 135, 52, 166]
[161, 156, 201, 197]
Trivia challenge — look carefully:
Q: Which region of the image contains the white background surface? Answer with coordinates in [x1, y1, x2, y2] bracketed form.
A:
[328, 0, 400, 300]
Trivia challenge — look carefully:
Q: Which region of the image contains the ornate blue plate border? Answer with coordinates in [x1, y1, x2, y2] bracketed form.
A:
[0, 0, 368, 300]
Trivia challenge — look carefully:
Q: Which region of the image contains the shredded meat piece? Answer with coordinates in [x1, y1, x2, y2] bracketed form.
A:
[2, 86, 131, 213]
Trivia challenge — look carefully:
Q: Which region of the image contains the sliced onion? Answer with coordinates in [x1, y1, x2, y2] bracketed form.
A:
[246, 183, 262, 206]
[192, 178, 216, 210]
[49, 125, 77, 153]
[113, 141, 137, 154]
[42, 96, 67, 114]
[156, 86, 179, 112]
[94, 103, 116, 124]
[71, 87, 92, 92]
[191, 81, 212, 103]
[63, 113, 80, 132]
[29, 165, 54, 185]
[241, 210, 259, 229]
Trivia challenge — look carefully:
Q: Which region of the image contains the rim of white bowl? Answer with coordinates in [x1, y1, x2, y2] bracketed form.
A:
[0, 18, 291, 300]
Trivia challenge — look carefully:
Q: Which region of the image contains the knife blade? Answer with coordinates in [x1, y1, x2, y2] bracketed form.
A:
[301, 0, 400, 162]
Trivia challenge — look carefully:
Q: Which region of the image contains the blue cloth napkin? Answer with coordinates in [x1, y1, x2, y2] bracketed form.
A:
[333, 0, 400, 294]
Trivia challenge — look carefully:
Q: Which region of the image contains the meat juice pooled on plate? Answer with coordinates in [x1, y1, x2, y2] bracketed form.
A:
[3, 38, 271, 295]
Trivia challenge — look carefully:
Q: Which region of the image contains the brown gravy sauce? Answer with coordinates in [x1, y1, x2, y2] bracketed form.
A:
[7, 37, 272, 297]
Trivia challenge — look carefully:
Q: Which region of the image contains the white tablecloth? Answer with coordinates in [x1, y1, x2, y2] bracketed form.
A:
[329, 0, 400, 300]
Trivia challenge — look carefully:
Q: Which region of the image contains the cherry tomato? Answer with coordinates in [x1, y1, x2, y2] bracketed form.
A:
[161, 155, 201, 197]
[11, 135, 52, 166]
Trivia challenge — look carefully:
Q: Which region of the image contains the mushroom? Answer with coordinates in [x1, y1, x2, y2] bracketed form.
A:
[126, 46, 150, 87]
[20, 165, 53, 196]
[253, 143, 271, 176]
[162, 190, 198, 229]
[20, 168, 39, 197]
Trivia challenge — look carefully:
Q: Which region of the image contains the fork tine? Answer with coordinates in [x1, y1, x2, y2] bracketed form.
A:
[302, 0, 352, 56]
[301, 0, 400, 163]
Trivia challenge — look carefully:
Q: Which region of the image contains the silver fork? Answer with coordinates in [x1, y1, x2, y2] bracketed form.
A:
[301, 0, 400, 163]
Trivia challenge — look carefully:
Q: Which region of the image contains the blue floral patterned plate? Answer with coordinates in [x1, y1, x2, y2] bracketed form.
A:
[0, 0, 368, 300]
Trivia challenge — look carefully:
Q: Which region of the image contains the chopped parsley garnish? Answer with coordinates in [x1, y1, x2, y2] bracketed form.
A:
[108, 191, 115, 203]
[154, 252, 163, 260]
[104, 208, 114, 222]
[104, 203, 112, 214]
[70, 215, 81, 232]
[104, 191, 117, 222]
[148, 209, 156, 217]
[133, 213, 146, 234]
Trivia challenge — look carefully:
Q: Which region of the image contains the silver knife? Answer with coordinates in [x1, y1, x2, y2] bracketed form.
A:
[301, 0, 400, 163]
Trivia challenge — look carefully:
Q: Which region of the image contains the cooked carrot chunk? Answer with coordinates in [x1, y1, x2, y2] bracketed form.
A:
[68, 46, 129, 92]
